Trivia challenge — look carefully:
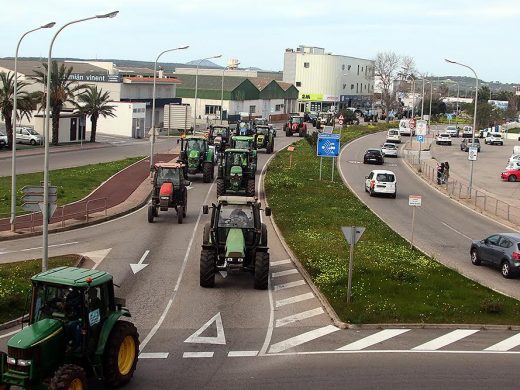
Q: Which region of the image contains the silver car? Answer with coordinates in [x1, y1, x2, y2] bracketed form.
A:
[0, 130, 7, 149]
[16, 127, 43, 145]
[470, 233, 520, 278]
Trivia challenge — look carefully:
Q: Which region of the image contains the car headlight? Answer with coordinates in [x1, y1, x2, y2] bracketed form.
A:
[17, 359, 32, 367]
[7, 356, 16, 365]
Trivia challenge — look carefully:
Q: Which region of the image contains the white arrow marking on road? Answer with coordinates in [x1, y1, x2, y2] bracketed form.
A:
[79, 248, 112, 270]
[130, 250, 150, 274]
[184, 312, 226, 345]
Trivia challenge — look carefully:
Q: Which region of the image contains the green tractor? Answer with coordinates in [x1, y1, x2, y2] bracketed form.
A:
[0, 267, 139, 389]
[254, 125, 274, 154]
[230, 135, 257, 173]
[200, 196, 271, 290]
[177, 135, 215, 183]
[216, 149, 256, 197]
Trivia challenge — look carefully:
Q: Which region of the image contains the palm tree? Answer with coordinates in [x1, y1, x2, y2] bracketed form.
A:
[31, 61, 87, 145]
[0, 71, 36, 149]
[74, 86, 116, 143]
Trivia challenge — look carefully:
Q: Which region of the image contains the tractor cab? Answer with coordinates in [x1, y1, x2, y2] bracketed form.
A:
[216, 149, 255, 196]
[254, 125, 274, 154]
[177, 135, 215, 182]
[230, 135, 257, 173]
[285, 116, 307, 137]
[208, 125, 230, 152]
[149, 162, 189, 223]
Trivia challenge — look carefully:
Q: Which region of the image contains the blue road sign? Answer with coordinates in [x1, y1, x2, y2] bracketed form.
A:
[317, 133, 340, 157]
[416, 135, 425, 143]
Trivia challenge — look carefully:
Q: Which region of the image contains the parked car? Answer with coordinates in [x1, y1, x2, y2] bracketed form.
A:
[398, 119, 414, 136]
[386, 128, 401, 143]
[485, 132, 503, 145]
[460, 138, 480, 152]
[501, 169, 520, 182]
[0, 130, 7, 149]
[508, 154, 520, 164]
[16, 126, 43, 145]
[470, 233, 520, 278]
[364, 169, 397, 198]
[436, 133, 452, 145]
[381, 142, 398, 157]
[445, 125, 459, 137]
[462, 125, 474, 138]
[363, 148, 384, 165]
[505, 162, 520, 170]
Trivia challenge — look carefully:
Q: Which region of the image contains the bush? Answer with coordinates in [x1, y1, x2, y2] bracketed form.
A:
[305, 131, 318, 146]
[480, 298, 503, 314]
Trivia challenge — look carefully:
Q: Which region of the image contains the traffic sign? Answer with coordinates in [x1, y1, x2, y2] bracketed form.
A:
[338, 119, 344, 125]
[408, 195, 422, 207]
[22, 185, 58, 196]
[22, 194, 58, 203]
[317, 133, 340, 157]
[21, 202, 43, 213]
[416, 135, 424, 143]
[339, 114, 344, 120]
[468, 146, 478, 161]
[341, 226, 365, 245]
[409, 118, 416, 129]
[39, 202, 58, 220]
[416, 120, 428, 136]
[322, 126, 333, 134]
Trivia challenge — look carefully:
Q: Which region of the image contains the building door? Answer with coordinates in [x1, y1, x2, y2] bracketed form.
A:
[70, 118, 77, 141]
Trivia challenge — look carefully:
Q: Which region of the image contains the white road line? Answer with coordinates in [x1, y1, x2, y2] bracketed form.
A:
[337, 329, 411, 351]
[271, 259, 291, 267]
[274, 280, 306, 291]
[275, 307, 325, 327]
[267, 349, 520, 356]
[227, 350, 259, 357]
[0, 329, 20, 339]
[412, 329, 479, 351]
[484, 333, 520, 351]
[139, 181, 215, 352]
[441, 222, 474, 241]
[0, 241, 79, 256]
[183, 352, 214, 358]
[275, 292, 315, 308]
[139, 352, 169, 359]
[272, 269, 299, 278]
[269, 325, 340, 354]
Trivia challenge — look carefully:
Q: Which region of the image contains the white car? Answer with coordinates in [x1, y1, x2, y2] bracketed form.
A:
[445, 125, 459, 137]
[462, 125, 473, 138]
[365, 169, 397, 198]
[485, 132, 503, 145]
[381, 142, 398, 157]
[16, 127, 43, 145]
[0, 130, 7, 149]
[436, 133, 452, 145]
[386, 129, 401, 143]
[508, 154, 520, 164]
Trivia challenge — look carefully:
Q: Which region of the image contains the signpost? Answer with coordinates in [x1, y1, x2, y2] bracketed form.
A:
[468, 146, 478, 161]
[317, 133, 340, 182]
[338, 114, 344, 126]
[341, 226, 365, 303]
[408, 195, 422, 248]
[287, 145, 295, 168]
[21, 184, 58, 223]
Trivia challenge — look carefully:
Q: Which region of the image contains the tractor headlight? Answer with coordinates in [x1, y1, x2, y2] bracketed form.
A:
[160, 196, 169, 200]
[7, 356, 16, 365]
[17, 359, 32, 367]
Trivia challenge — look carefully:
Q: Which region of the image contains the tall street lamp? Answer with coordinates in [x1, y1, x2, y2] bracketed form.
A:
[41, 11, 118, 271]
[10, 22, 56, 232]
[149, 45, 189, 169]
[427, 80, 433, 129]
[193, 55, 222, 131]
[445, 59, 479, 198]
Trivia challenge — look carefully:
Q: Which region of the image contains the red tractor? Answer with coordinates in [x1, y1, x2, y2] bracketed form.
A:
[284, 115, 307, 137]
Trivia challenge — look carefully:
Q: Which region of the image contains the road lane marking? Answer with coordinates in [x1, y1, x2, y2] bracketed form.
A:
[228, 351, 258, 357]
[139, 352, 169, 359]
[269, 349, 520, 356]
[79, 248, 111, 270]
[275, 308, 325, 327]
[139, 181, 215, 352]
[484, 333, 520, 351]
[412, 329, 479, 350]
[0, 241, 79, 256]
[275, 292, 315, 308]
[0, 329, 20, 339]
[184, 312, 226, 345]
[268, 325, 340, 353]
[272, 269, 299, 278]
[273, 280, 306, 291]
[337, 329, 411, 351]
[183, 352, 214, 358]
[271, 259, 291, 267]
[441, 222, 474, 241]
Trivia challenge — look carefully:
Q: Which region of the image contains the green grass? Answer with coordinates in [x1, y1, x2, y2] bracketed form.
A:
[0, 255, 80, 323]
[0, 157, 143, 217]
[265, 127, 520, 324]
[506, 128, 520, 134]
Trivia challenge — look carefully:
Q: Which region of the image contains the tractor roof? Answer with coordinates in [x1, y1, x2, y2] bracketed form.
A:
[212, 125, 229, 129]
[184, 134, 208, 140]
[217, 195, 258, 205]
[233, 135, 254, 141]
[32, 266, 112, 288]
[155, 162, 184, 169]
[225, 148, 250, 154]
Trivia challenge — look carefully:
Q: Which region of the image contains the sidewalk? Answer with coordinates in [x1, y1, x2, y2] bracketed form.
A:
[0, 141, 113, 161]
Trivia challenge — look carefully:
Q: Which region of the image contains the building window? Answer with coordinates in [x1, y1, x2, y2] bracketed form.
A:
[205, 105, 221, 115]
[361, 67, 364, 72]
[296, 81, 301, 87]
[357, 65, 360, 75]
[249, 105, 256, 114]
[342, 64, 345, 71]
[356, 83, 359, 93]
[304, 62, 310, 68]
[343, 84, 346, 90]
[351, 84, 354, 90]
[348, 65, 351, 70]
[275, 104, 284, 111]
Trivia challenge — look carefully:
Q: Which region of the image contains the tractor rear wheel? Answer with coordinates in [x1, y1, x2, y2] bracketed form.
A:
[200, 249, 216, 287]
[147, 206, 154, 223]
[267, 141, 274, 154]
[254, 251, 269, 290]
[177, 206, 184, 224]
[49, 364, 87, 390]
[203, 162, 213, 183]
[103, 321, 139, 387]
[247, 179, 255, 197]
[216, 178, 225, 196]
[286, 130, 292, 137]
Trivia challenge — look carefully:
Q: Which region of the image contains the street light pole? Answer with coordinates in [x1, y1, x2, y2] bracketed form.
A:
[41, 11, 118, 271]
[421, 77, 426, 120]
[445, 59, 479, 198]
[149, 45, 189, 169]
[10, 22, 55, 233]
[428, 80, 433, 128]
[193, 54, 222, 131]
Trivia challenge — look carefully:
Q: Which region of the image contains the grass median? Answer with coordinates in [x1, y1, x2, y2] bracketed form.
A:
[0, 157, 143, 217]
[265, 125, 520, 324]
[0, 255, 80, 324]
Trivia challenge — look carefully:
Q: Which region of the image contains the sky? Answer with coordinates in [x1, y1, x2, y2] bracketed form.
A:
[0, 0, 518, 83]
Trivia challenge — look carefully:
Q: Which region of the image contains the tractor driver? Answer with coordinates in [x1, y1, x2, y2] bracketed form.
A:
[63, 288, 83, 352]
[229, 208, 250, 227]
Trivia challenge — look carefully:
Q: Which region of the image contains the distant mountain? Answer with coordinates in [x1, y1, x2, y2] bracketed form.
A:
[185, 59, 223, 68]
[436, 75, 518, 94]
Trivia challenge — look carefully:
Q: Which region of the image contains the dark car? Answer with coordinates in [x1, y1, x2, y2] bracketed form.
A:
[470, 233, 520, 278]
[363, 148, 384, 165]
[460, 138, 480, 152]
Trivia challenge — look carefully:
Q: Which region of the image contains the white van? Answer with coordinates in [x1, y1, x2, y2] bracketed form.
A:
[399, 119, 414, 136]
[386, 128, 401, 143]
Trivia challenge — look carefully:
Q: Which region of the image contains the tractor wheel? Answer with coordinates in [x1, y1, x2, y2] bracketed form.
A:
[49, 364, 87, 390]
[183, 191, 187, 217]
[177, 206, 184, 224]
[286, 130, 292, 137]
[261, 223, 268, 247]
[203, 162, 213, 183]
[203, 223, 211, 245]
[267, 141, 273, 154]
[153, 206, 158, 217]
[200, 249, 216, 288]
[103, 321, 139, 387]
[254, 251, 269, 290]
[147, 206, 154, 223]
[247, 179, 255, 197]
[216, 178, 225, 196]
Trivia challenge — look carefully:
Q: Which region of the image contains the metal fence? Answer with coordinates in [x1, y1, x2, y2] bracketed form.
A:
[404, 151, 520, 226]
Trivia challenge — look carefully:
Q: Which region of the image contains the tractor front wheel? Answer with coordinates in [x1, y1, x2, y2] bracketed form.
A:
[203, 162, 213, 183]
[267, 141, 274, 154]
[177, 206, 184, 224]
[147, 206, 154, 223]
[200, 249, 216, 287]
[49, 364, 87, 390]
[216, 178, 225, 196]
[247, 179, 255, 197]
[254, 251, 269, 290]
[103, 321, 139, 387]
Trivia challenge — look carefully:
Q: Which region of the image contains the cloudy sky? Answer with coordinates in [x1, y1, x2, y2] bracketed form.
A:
[1, 0, 518, 83]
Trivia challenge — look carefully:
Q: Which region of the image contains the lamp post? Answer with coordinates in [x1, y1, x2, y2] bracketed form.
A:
[445, 59, 479, 198]
[10, 22, 56, 233]
[428, 80, 433, 129]
[41, 11, 118, 271]
[193, 55, 222, 131]
[420, 77, 427, 120]
[149, 45, 189, 169]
